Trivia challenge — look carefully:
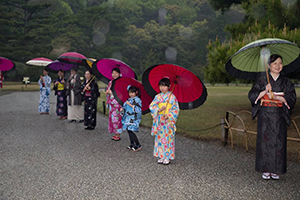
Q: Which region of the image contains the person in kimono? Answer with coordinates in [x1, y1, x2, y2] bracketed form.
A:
[248, 54, 297, 180]
[53, 70, 68, 119]
[38, 69, 52, 114]
[66, 68, 84, 123]
[104, 68, 123, 141]
[149, 78, 179, 165]
[121, 85, 142, 151]
[82, 70, 100, 130]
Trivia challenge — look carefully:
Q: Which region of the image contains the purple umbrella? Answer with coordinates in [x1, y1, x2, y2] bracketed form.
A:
[45, 60, 76, 73]
[0, 57, 16, 73]
[92, 58, 137, 84]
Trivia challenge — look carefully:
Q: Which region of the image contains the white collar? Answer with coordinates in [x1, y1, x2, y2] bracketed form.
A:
[270, 73, 280, 81]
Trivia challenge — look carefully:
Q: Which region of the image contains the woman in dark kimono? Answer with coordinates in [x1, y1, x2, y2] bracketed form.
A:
[82, 71, 100, 130]
[248, 54, 297, 180]
[53, 70, 68, 119]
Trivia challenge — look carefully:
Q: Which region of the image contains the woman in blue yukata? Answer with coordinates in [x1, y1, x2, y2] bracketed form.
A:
[149, 78, 179, 165]
[121, 85, 142, 151]
[38, 69, 52, 114]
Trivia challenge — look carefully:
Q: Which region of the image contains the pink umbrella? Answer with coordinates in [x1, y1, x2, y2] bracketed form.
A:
[26, 57, 53, 67]
[58, 52, 87, 65]
[92, 58, 137, 84]
[0, 57, 16, 72]
[111, 77, 153, 114]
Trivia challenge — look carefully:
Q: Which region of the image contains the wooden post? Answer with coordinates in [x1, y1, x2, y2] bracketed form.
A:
[221, 117, 225, 145]
[102, 101, 106, 115]
[224, 111, 229, 146]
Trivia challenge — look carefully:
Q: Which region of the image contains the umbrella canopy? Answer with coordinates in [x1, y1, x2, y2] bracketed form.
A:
[226, 38, 300, 80]
[82, 58, 96, 70]
[142, 64, 207, 110]
[0, 57, 16, 72]
[45, 60, 76, 73]
[58, 52, 87, 65]
[92, 58, 137, 84]
[111, 77, 153, 114]
[26, 57, 53, 67]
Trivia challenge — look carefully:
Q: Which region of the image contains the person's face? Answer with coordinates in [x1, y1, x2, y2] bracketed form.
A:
[58, 71, 63, 77]
[85, 71, 91, 80]
[43, 70, 48, 76]
[159, 85, 170, 93]
[129, 91, 136, 98]
[112, 70, 120, 80]
[269, 57, 283, 74]
[71, 70, 76, 76]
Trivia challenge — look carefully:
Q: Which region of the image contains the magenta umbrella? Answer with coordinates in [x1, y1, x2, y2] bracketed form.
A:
[58, 52, 87, 65]
[111, 77, 153, 114]
[0, 57, 16, 73]
[45, 60, 76, 73]
[92, 58, 137, 84]
[26, 57, 53, 67]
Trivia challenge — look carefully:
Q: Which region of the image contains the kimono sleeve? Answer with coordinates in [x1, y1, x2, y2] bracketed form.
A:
[149, 94, 159, 119]
[167, 94, 179, 125]
[283, 78, 297, 125]
[45, 76, 52, 88]
[133, 97, 142, 116]
[248, 78, 264, 119]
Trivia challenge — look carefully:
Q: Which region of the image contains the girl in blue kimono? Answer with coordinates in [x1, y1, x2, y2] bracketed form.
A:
[121, 86, 142, 151]
[38, 69, 52, 114]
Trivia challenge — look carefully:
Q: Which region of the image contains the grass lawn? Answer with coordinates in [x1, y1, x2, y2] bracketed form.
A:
[2, 82, 300, 161]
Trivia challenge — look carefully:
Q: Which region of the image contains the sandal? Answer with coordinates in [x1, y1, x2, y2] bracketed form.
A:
[163, 159, 170, 165]
[262, 172, 270, 180]
[112, 136, 121, 141]
[158, 159, 164, 164]
[132, 145, 142, 152]
[271, 173, 279, 180]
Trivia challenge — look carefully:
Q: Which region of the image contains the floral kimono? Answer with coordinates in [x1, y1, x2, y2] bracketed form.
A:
[106, 80, 122, 134]
[149, 92, 179, 160]
[122, 96, 142, 132]
[38, 75, 52, 113]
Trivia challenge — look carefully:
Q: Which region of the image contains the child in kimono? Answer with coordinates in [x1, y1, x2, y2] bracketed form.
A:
[104, 68, 123, 141]
[149, 78, 179, 165]
[121, 86, 142, 151]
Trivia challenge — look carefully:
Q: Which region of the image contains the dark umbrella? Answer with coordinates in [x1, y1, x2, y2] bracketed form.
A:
[45, 60, 76, 73]
[92, 58, 137, 84]
[111, 77, 153, 114]
[58, 52, 87, 65]
[142, 64, 207, 110]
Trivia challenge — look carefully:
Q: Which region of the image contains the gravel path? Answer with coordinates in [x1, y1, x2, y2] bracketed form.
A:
[0, 92, 299, 199]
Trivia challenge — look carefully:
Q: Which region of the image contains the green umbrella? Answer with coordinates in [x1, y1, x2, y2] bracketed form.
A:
[226, 38, 300, 80]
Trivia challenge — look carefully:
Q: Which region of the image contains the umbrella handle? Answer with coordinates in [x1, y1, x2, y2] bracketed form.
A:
[83, 76, 96, 92]
[163, 84, 176, 116]
[263, 49, 273, 99]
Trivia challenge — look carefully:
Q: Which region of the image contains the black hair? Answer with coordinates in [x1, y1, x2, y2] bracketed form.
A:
[71, 67, 78, 72]
[268, 54, 283, 65]
[58, 69, 64, 73]
[44, 68, 49, 72]
[158, 78, 170, 87]
[112, 67, 120, 74]
[128, 85, 140, 97]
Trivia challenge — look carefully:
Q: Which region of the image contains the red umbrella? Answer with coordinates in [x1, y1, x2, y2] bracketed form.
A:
[58, 52, 87, 65]
[111, 77, 153, 114]
[142, 64, 207, 110]
[92, 58, 137, 84]
[26, 57, 53, 67]
[0, 57, 16, 73]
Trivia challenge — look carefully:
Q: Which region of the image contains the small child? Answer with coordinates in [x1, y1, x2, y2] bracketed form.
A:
[149, 78, 179, 165]
[121, 86, 142, 151]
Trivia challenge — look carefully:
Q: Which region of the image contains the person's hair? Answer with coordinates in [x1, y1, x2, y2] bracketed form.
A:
[44, 68, 49, 72]
[111, 67, 120, 74]
[58, 69, 63, 73]
[85, 70, 91, 75]
[71, 67, 78, 72]
[268, 54, 283, 65]
[158, 78, 170, 87]
[128, 85, 140, 97]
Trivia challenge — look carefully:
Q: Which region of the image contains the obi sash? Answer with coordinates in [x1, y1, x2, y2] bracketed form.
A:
[57, 83, 65, 91]
[158, 102, 172, 114]
[260, 92, 283, 107]
[85, 90, 91, 97]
